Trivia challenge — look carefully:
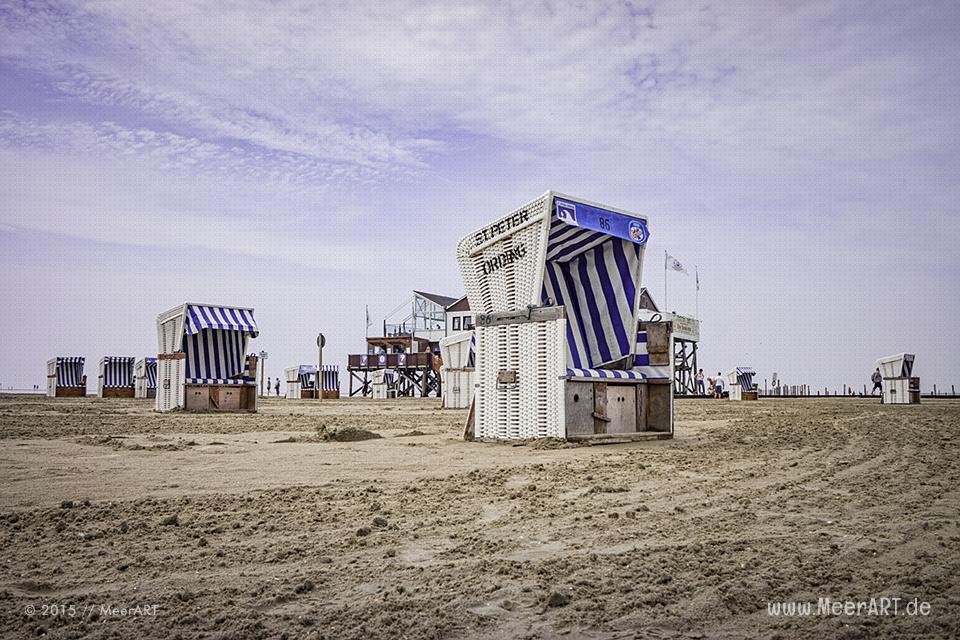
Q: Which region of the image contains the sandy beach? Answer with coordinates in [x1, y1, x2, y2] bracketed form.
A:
[0, 395, 958, 639]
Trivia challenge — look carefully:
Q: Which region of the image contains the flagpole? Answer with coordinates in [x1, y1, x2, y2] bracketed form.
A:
[695, 266, 699, 320]
[664, 250, 668, 311]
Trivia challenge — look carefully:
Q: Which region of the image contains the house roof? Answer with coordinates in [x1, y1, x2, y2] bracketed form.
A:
[445, 295, 470, 312]
[413, 290, 460, 308]
[638, 288, 659, 312]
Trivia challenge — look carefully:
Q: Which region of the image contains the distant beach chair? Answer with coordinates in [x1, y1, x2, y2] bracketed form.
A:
[135, 357, 158, 399]
[439, 330, 476, 409]
[98, 357, 135, 398]
[726, 367, 757, 401]
[876, 353, 919, 404]
[47, 357, 85, 397]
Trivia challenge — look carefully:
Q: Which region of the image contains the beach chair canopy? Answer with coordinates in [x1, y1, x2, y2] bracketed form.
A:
[440, 331, 476, 370]
[457, 191, 649, 374]
[55, 357, 85, 387]
[184, 304, 259, 336]
[101, 357, 135, 387]
[877, 353, 914, 378]
[140, 357, 158, 389]
[728, 367, 756, 390]
[296, 364, 317, 389]
[542, 198, 647, 369]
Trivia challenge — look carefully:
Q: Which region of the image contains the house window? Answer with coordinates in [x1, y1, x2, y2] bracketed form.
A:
[452, 317, 461, 330]
[464, 315, 474, 330]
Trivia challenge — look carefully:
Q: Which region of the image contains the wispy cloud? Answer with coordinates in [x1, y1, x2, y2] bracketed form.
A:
[0, 110, 395, 184]
[3, 2, 958, 173]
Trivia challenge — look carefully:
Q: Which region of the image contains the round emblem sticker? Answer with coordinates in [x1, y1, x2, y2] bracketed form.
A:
[628, 220, 649, 244]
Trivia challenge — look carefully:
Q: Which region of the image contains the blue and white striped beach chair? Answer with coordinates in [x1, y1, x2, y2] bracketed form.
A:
[47, 357, 85, 397]
[98, 356, 135, 398]
[457, 191, 674, 441]
[155, 303, 260, 412]
[725, 367, 756, 400]
[135, 357, 158, 399]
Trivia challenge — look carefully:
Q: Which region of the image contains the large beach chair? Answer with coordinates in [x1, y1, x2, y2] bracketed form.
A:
[456, 191, 674, 442]
[98, 357, 135, 398]
[156, 303, 259, 412]
[46, 357, 85, 397]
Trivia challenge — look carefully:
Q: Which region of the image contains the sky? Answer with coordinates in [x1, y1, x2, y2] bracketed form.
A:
[1, 0, 958, 393]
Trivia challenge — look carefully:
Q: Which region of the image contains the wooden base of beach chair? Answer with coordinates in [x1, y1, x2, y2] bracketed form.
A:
[54, 387, 85, 398]
[100, 387, 135, 398]
[185, 385, 257, 412]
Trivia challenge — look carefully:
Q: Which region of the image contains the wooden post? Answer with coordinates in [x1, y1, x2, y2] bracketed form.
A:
[317, 333, 324, 403]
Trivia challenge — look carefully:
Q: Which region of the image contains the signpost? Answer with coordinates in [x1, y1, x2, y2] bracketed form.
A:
[317, 334, 325, 402]
[259, 350, 268, 397]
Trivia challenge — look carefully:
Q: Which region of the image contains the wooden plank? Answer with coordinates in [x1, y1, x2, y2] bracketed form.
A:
[566, 431, 672, 443]
[592, 382, 608, 434]
[463, 398, 476, 441]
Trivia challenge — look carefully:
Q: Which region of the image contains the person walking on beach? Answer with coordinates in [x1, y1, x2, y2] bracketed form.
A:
[871, 368, 882, 395]
[267, 377, 271, 396]
[714, 373, 724, 399]
[275, 379, 280, 397]
[695, 369, 705, 395]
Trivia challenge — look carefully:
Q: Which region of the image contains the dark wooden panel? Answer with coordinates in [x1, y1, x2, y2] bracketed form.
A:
[101, 387, 135, 398]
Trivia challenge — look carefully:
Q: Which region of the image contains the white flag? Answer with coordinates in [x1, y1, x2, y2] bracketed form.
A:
[666, 252, 689, 275]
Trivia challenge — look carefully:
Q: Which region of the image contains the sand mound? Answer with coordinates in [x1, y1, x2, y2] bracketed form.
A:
[317, 426, 382, 442]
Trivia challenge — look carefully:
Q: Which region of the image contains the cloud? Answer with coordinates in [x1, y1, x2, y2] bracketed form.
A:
[0, 110, 394, 184]
[2, 1, 958, 173]
[0, 145, 377, 272]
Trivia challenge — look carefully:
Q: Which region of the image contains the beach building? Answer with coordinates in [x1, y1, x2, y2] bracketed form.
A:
[636, 289, 701, 395]
[347, 291, 464, 398]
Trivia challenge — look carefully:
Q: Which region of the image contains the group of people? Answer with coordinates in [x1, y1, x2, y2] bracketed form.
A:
[694, 369, 727, 398]
[265, 376, 281, 396]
